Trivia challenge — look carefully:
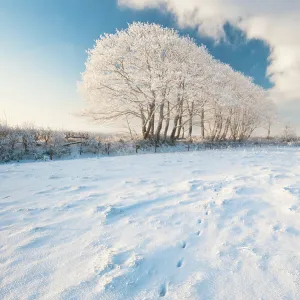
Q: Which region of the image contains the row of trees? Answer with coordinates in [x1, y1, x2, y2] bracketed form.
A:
[80, 22, 276, 142]
[0, 121, 298, 162]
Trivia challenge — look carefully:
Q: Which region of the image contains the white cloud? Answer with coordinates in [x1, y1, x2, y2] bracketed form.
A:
[119, 0, 300, 104]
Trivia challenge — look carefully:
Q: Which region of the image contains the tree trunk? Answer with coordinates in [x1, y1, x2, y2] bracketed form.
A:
[221, 114, 231, 140]
[188, 118, 193, 140]
[200, 108, 205, 139]
[215, 113, 223, 141]
[176, 102, 184, 139]
[176, 115, 182, 139]
[170, 82, 183, 142]
[155, 102, 165, 142]
[141, 109, 147, 139]
[144, 102, 155, 139]
[163, 101, 170, 141]
[267, 123, 271, 139]
[170, 115, 179, 142]
[144, 121, 151, 139]
[150, 113, 155, 138]
[188, 102, 194, 140]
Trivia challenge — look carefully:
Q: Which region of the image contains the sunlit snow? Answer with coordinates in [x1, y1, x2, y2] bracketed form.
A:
[1, 148, 300, 299]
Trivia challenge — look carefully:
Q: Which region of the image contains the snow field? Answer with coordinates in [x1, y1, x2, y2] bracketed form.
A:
[1, 148, 300, 299]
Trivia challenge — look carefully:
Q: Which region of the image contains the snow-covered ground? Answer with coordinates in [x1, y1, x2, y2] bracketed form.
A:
[1, 148, 300, 299]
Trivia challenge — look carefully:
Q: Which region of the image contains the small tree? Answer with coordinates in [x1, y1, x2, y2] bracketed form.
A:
[282, 123, 297, 142]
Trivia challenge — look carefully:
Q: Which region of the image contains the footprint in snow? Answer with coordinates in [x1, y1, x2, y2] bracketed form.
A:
[180, 241, 187, 249]
[177, 258, 183, 268]
[159, 283, 167, 297]
[285, 227, 300, 236]
[289, 205, 300, 213]
[273, 224, 281, 232]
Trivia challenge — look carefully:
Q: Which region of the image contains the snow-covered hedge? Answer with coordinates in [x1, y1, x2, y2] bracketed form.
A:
[1, 123, 300, 163]
[0, 125, 69, 162]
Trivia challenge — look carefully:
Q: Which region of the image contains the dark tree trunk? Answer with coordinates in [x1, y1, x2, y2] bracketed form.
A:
[155, 102, 165, 142]
[188, 102, 194, 140]
[188, 118, 193, 140]
[170, 115, 179, 142]
[200, 108, 205, 139]
[163, 101, 170, 141]
[150, 113, 155, 138]
[141, 109, 147, 139]
[144, 102, 155, 140]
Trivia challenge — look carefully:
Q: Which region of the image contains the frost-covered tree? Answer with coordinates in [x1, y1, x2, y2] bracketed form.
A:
[79, 23, 219, 141]
[80, 23, 182, 140]
[79, 22, 276, 142]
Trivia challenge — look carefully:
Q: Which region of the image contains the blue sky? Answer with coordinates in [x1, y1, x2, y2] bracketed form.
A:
[0, 0, 274, 131]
